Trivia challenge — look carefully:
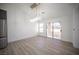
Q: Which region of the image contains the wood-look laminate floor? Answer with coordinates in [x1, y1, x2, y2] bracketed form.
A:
[0, 36, 79, 55]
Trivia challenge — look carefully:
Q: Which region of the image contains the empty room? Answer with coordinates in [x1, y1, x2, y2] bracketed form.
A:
[0, 3, 79, 55]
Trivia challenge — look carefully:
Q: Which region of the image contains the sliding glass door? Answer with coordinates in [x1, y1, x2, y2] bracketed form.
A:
[53, 22, 61, 39]
[47, 22, 53, 38]
[47, 22, 62, 39]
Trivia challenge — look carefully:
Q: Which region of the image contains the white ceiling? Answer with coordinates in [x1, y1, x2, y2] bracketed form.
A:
[31, 3, 74, 18]
[0, 3, 78, 19]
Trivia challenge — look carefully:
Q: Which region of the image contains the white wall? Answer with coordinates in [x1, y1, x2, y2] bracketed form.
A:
[38, 17, 73, 42]
[38, 4, 73, 42]
[0, 3, 75, 43]
[0, 3, 37, 42]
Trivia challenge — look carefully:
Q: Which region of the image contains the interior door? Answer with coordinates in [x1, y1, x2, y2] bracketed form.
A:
[73, 7, 79, 48]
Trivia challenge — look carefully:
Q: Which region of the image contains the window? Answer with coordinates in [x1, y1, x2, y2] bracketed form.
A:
[39, 23, 44, 33]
